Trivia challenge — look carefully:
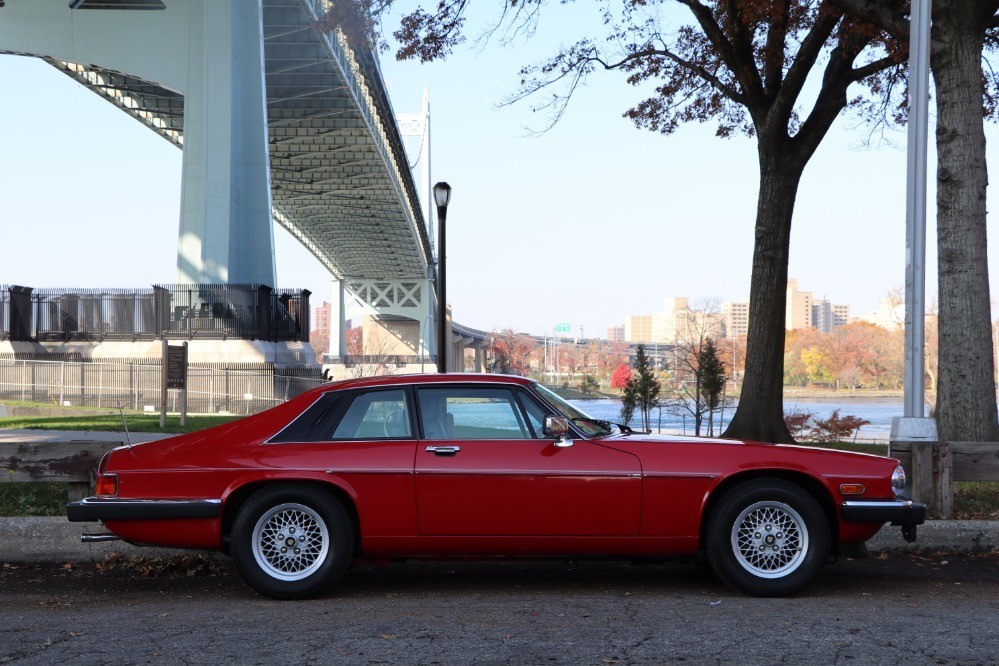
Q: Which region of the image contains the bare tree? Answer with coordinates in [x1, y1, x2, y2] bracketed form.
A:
[341, 0, 906, 443]
[348, 325, 398, 378]
[667, 300, 728, 435]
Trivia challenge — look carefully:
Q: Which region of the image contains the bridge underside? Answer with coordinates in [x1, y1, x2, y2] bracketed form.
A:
[33, 0, 430, 282]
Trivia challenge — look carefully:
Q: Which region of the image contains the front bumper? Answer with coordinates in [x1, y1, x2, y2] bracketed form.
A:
[67, 497, 223, 522]
[840, 499, 926, 542]
[840, 499, 926, 526]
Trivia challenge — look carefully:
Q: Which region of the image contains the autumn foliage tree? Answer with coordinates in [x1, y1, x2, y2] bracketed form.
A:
[489, 329, 538, 375]
[366, 0, 907, 443]
[610, 363, 633, 389]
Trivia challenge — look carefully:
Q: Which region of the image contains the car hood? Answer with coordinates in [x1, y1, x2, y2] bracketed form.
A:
[599, 432, 895, 462]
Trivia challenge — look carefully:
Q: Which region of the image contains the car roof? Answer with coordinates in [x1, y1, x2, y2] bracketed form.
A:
[313, 373, 535, 395]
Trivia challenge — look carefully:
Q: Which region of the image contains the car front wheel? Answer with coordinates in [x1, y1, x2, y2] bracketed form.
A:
[231, 484, 353, 599]
[706, 479, 829, 597]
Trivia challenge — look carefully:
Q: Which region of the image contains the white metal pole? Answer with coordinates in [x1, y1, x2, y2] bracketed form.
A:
[903, 0, 932, 418]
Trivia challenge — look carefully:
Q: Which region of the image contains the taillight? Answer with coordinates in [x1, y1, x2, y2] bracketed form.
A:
[95, 474, 118, 497]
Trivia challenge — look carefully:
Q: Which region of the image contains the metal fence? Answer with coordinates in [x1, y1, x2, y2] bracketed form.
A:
[0, 358, 326, 415]
[0, 284, 311, 343]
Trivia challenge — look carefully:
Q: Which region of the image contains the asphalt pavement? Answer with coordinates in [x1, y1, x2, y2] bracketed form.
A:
[0, 554, 996, 664]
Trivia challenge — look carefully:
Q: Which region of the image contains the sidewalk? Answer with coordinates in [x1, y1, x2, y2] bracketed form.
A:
[0, 517, 994, 564]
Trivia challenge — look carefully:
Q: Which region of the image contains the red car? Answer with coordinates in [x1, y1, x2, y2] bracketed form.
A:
[68, 373, 924, 598]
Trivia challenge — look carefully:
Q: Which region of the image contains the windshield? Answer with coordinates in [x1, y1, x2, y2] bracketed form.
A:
[532, 383, 613, 437]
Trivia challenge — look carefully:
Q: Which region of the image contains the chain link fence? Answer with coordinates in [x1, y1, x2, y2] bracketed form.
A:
[0, 359, 326, 415]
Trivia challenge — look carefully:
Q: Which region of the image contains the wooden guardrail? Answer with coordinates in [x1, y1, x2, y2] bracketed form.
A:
[890, 441, 999, 519]
[2, 441, 120, 501]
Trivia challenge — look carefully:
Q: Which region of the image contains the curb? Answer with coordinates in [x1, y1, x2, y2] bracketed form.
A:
[864, 519, 998, 554]
[1, 517, 995, 564]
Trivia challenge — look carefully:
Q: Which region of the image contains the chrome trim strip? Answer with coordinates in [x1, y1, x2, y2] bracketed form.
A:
[643, 472, 719, 479]
[413, 470, 641, 477]
[841, 500, 914, 509]
[325, 469, 414, 475]
[81, 533, 122, 543]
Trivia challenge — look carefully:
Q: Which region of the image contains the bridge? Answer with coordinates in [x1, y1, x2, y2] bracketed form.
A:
[0, 0, 456, 373]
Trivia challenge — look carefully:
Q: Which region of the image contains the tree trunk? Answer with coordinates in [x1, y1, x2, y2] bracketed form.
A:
[723, 152, 803, 444]
[932, 2, 999, 442]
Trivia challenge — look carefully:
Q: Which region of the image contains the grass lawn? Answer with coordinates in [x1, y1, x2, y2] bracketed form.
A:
[0, 413, 241, 434]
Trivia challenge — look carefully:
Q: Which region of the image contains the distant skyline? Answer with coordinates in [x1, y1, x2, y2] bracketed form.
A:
[2, 8, 997, 339]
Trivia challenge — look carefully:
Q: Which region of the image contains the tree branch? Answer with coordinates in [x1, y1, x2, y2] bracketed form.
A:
[763, 0, 791, 99]
[827, 0, 909, 40]
[677, 0, 761, 106]
[774, 5, 843, 126]
[849, 51, 904, 82]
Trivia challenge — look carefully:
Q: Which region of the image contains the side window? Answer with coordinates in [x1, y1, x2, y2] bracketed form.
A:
[331, 389, 412, 439]
[418, 387, 533, 440]
[516, 390, 551, 438]
[269, 393, 341, 443]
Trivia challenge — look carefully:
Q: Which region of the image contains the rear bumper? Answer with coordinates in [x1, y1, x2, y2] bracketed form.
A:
[840, 499, 926, 526]
[67, 497, 222, 522]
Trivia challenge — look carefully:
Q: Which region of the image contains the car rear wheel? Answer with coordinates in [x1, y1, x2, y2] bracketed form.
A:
[706, 479, 829, 597]
[231, 484, 353, 599]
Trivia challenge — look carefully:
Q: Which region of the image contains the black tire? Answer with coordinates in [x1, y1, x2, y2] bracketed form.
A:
[706, 479, 830, 597]
[230, 484, 354, 599]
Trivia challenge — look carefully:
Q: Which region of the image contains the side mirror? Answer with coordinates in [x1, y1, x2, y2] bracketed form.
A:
[543, 415, 572, 447]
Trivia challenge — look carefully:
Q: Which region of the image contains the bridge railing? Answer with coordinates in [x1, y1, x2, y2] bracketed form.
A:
[0, 285, 310, 343]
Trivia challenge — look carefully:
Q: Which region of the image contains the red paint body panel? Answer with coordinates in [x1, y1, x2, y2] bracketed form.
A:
[89, 373, 907, 559]
[415, 438, 641, 536]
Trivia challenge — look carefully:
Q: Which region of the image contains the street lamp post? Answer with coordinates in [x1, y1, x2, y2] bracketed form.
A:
[434, 181, 452, 374]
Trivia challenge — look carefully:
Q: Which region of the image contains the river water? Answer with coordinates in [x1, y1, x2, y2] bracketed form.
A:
[567, 396, 911, 444]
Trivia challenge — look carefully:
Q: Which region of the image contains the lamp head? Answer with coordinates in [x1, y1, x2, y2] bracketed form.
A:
[433, 182, 452, 208]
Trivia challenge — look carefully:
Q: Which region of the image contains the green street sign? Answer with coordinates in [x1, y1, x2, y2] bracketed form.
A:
[555, 322, 571, 333]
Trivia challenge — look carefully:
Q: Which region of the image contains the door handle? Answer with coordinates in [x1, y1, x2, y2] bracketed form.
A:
[425, 445, 460, 456]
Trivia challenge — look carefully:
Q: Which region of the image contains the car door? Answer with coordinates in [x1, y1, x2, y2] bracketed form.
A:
[414, 385, 642, 537]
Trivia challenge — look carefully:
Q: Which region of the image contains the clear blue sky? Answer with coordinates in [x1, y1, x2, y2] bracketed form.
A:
[1, 7, 996, 338]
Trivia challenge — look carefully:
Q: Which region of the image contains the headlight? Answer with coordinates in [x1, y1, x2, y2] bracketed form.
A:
[891, 465, 906, 497]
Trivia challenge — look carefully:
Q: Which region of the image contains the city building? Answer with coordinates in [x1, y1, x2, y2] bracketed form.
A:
[624, 298, 724, 344]
[310, 301, 332, 356]
[624, 315, 652, 343]
[721, 300, 750, 338]
[620, 280, 852, 344]
[812, 298, 850, 334]
[786, 279, 814, 330]
[858, 297, 904, 331]
[607, 325, 625, 342]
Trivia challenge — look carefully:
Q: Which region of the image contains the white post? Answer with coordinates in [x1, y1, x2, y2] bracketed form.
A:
[903, 0, 932, 418]
[893, 0, 937, 450]
[328, 278, 346, 360]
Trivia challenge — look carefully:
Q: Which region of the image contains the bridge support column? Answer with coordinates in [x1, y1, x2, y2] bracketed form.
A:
[327, 278, 346, 361]
[474, 344, 487, 373]
[176, 0, 275, 286]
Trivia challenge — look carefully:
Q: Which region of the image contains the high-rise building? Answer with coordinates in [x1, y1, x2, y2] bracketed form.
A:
[812, 299, 850, 334]
[721, 301, 750, 338]
[624, 315, 653, 342]
[311, 301, 332, 354]
[786, 279, 814, 330]
[607, 325, 625, 342]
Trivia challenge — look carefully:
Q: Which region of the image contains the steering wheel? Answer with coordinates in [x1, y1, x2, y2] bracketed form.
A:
[383, 409, 406, 437]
